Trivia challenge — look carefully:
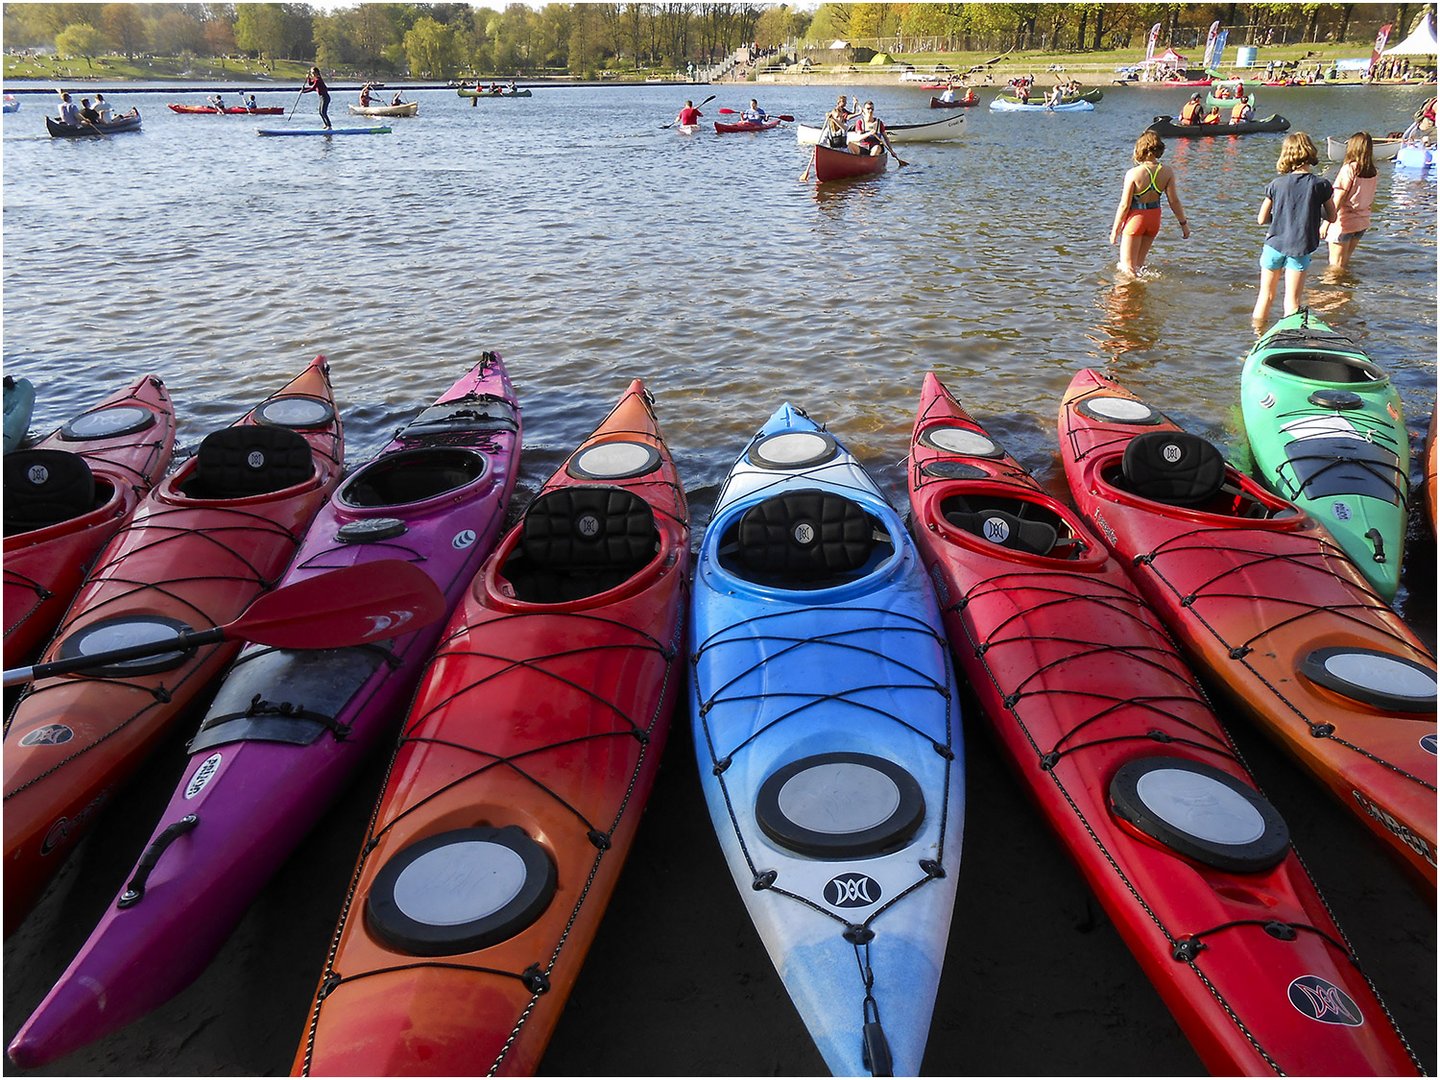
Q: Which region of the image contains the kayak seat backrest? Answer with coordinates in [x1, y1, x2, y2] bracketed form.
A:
[1264, 351, 1378, 384]
[732, 491, 888, 588]
[187, 424, 314, 499]
[3, 448, 97, 535]
[1121, 431, 1226, 507]
[942, 495, 1060, 556]
[505, 486, 658, 603]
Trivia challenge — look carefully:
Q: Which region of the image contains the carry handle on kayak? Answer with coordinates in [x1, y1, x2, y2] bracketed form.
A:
[2, 560, 447, 687]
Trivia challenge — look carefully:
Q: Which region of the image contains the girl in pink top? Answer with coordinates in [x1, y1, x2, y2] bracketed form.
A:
[1326, 132, 1379, 271]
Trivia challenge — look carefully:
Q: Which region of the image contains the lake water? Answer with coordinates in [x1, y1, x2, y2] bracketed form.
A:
[2, 81, 1436, 1076]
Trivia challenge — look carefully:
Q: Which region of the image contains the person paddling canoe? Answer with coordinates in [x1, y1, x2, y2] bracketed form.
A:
[852, 100, 906, 164]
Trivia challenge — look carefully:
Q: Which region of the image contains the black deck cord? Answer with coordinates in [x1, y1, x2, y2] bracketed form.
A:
[117, 814, 198, 907]
[1170, 918, 1354, 964]
[851, 937, 893, 1076]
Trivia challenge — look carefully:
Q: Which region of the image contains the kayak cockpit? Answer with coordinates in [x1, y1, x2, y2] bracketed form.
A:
[1102, 431, 1296, 521]
[715, 490, 896, 590]
[3, 449, 115, 536]
[937, 492, 1088, 559]
[1260, 349, 1384, 384]
[338, 447, 488, 509]
[497, 486, 659, 603]
[174, 425, 317, 500]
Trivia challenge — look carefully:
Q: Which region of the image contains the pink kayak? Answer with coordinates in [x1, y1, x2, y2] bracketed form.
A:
[7, 355, 522, 1069]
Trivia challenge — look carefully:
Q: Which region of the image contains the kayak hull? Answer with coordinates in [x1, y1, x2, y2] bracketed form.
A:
[810, 142, 888, 182]
[8, 356, 522, 1068]
[989, 97, 1095, 112]
[2, 358, 343, 936]
[928, 94, 978, 108]
[910, 372, 1422, 1076]
[1058, 368, 1437, 887]
[1147, 113, 1290, 136]
[45, 110, 142, 137]
[715, 118, 781, 132]
[348, 102, 418, 116]
[1241, 310, 1409, 600]
[167, 104, 284, 115]
[691, 402, 963, 1077]
[3, 374, 177, 668]
[293, 381, 689, 1076]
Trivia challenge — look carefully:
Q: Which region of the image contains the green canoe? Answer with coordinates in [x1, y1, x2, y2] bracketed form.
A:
[4, 374, 34, 453]
[1240, 309, 1410, 600]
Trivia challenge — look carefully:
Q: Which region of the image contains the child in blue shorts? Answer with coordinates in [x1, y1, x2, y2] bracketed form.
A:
[1253, 132, 1336, 325]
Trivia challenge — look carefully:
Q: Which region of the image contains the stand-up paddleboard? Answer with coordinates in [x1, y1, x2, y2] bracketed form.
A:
[256, 126, 391, 137]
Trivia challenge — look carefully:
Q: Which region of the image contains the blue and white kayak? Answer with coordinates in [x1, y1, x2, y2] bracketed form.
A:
[989, 96, 1094, 112]
[689, 403, 964, 1077]
[4, 375, 35, 453]
[255, 126, 391, 137]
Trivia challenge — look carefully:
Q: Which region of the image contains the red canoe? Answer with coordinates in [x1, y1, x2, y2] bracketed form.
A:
[293, 380, 691, 1076]
[3, 374, 176, 667]
[908, 372, 1423, 1075]
[810, 141, 888, 182]
[3, 357, 344, 935]
[1057, 368, 1437, 888]
[929, 93, 978, 108]
[714, 117, 781, 133]
[167, 103, 284, 115]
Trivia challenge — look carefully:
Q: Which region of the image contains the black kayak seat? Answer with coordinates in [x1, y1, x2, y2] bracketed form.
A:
[506, 486, 658, 603]
[189, 425, 313, 499]
[734, 490, 882, 585]
[3, 448, 97, 535]
[945, 507, 1058, 556]
[1121, 431, 1227, 507]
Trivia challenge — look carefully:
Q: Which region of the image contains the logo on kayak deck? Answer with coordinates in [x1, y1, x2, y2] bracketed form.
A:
[246, 450, 266, 470]
[1287, 976, 1364, 1027]
[185, 753, 223, 799]
[452, 529, 477, 550]
[1332, 501, 1353, 522]
[576, 513, 601, 538]
[363, 609, 417, 639]
[1353, 788, 1435, 867]
[793, 522, 816, 546]
[25, 463, 50, 485]
[1161, 442, 1183, 464]
[981, 516, 1011, 544]
[19, 724, 74, 747]
[825, 873, 882, 908]
[1422, 733, 1437, 757]
[39, 790, 111, 855]
[1259, 392, 1276, 410]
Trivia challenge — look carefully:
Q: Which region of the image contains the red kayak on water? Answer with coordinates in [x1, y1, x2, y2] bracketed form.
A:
[3, 374, 176, 667]
[929, 93, 978, 107]
[907, 372, 1422, 1076]
[168, 103, 284, 115]
[715, 118, 781, 133]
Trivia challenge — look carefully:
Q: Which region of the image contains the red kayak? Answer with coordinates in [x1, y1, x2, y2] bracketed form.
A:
[3, 357, 343, 935]
[3, 374, 176, 667]
[715, 118, 781, 132]
[929, 93, 978, 108]
[167, 103, 284, 115]
[809, 142, 887, 182]
[293, 380, 690, 1076]
[1057, 368, 1437, 888]
[908, 373, 1423, 1075]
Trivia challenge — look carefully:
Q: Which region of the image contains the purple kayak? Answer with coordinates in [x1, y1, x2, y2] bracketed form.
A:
[9, 353, 522, 1068]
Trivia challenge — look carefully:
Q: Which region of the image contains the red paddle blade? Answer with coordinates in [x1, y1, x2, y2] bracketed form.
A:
[717, 107, 737, 113]
[230, 560, 449, 648]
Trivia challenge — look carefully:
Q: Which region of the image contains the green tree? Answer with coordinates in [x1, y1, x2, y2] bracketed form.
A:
[55, 22, 109, 69]
[403, 15, 462, 78]
[99, 3, 148, 57]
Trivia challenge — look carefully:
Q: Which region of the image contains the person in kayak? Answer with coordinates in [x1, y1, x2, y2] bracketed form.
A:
[302, 66, 331, 129]
[1253, 132, 1336, 323]
[1325, 132, 1378, 272]
[939, 79, 956, 103]
[242, 93, 258, 111]
[675, 100, 703, 126]
[208, 93, 227, 112]
[1110, 130, 1190, 277]
[740, 98, 768, 123]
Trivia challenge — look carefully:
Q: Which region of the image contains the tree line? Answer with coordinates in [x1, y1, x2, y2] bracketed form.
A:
[2, 3, 1428, 79]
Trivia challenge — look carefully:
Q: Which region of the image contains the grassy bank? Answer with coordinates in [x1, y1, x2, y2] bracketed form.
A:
[2, 53, 313, 84]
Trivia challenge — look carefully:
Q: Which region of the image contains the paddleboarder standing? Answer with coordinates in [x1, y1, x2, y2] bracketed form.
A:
[302, 66, 331, 129]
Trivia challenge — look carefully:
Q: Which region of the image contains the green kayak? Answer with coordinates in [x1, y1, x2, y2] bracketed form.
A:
[1240, 309, 1409, 600]
[4, 374, 34, 453]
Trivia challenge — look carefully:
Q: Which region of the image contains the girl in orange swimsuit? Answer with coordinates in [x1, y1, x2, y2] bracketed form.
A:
[1109, 130, 1190, 276]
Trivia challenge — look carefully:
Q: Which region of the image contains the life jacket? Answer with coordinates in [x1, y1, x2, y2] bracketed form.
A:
[1179, 100, 1203, 124]
[1231, 100, 1249, 122]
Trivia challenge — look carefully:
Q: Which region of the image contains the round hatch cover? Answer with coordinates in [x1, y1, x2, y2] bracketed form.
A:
[756, 752, 925, 858]
[1307, 389, 1364, 410]
[56, 614, 195, 678]
[61, 405, 156, 441]
[1300, 647, 1436, 714]
[1110, 757, 1290, 873]
[337, 517, 408, 543]
[918, 426, 1000, 458]
[567, 440, 661, 480]
[749, 430, 838, 471]
[255, 395, 335, 430]
[920, 461, 988, 480]
[366, 826, 556, 956]
[1075, 397, 1161, 425]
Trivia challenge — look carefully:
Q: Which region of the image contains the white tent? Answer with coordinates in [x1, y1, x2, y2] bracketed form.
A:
[1384, 11, 1437, 56]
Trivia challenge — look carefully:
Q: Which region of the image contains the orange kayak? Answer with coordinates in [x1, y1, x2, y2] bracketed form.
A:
[293, 380, 690, 1076]
[3, 357, 343, 935]
[1058, 368, 1437, 888]
[3, 374, 176, 667]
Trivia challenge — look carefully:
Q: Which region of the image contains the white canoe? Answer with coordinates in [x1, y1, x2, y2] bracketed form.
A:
[795, 113, 964, 145]
[1326, 134, 1403, 162]
[989, 97, 1094, 112]
[349, 101, 418, 117]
